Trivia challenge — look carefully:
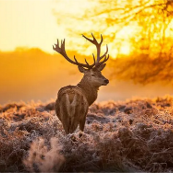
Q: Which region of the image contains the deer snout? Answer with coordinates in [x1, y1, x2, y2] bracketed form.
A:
[104, 79, 109, 85]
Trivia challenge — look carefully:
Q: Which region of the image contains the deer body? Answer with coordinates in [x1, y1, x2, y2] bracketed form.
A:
[55, 85, 89, 134]
[53, 34, 109, 134]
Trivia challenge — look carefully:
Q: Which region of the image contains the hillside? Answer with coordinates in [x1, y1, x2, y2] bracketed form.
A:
[0, 97, 173, 172]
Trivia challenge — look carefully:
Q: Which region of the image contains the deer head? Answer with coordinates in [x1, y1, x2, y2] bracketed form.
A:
[53, 33, 109, 87]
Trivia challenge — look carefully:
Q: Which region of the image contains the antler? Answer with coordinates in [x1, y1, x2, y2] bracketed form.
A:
[53, 34, 109, 69]
[82, 33, 109, 67]
[53, 39, 95, 69]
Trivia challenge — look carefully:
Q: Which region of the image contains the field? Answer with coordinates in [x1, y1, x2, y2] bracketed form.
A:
[0, 96, 173, 172]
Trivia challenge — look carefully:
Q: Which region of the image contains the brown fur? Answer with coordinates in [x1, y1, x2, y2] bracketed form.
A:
[53, 34, 109, 134]
[55, 68, 109, 134]
[55, 85, 88, 134]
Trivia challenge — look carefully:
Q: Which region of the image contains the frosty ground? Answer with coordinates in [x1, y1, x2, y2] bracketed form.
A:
[0, 96, 173, 172]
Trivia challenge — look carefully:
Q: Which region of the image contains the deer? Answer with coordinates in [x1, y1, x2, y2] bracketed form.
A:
[53, 33, 109, 134]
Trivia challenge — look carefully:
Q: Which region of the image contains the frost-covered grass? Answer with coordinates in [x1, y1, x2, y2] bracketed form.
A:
[0, 97, 173, 172]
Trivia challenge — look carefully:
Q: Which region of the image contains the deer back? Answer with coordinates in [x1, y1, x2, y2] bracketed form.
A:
[55, 85, 88, 133]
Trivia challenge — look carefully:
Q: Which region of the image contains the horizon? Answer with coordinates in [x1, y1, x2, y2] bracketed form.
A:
[1, 48, 173, 105]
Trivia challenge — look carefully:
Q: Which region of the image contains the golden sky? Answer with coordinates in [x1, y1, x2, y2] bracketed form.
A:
[0, 0, 95, 54]
[1, 0, 173, 58]
[0, 0, 60, 53]
[0, 0, 140, 58]
[1, 0, 173, 104]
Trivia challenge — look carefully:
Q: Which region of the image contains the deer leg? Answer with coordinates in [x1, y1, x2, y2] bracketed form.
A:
[79, 114, 87, 131]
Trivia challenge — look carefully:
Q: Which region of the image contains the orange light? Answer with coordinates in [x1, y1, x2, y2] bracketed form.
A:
[120, 44, 131, 55]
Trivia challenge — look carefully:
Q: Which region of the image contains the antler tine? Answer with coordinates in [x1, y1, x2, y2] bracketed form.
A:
[100, 34, 103, 44]
[82, 34, 94, 44]
[97, 44, 108, 62]
[53, 39, 59, 52]
[82, 33, 99, 45]
[53, 38, 95, 69]
[91, 33, 99, 45]
[85, 58, 90, 66]
[92, 53, 96, 64]
[74, 55, 78, 63]
[57, 39, 59, 47]
[53, 34, 108, 69]
[61, 39, 65, 49]
[95, 54, 109, 67]
[82, 33, 108, 66]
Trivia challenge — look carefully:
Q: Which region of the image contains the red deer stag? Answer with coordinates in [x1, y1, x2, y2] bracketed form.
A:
[53, 34, 109, 134]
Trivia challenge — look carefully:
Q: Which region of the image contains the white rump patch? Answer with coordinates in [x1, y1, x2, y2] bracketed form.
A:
[65, 93, 77, 117]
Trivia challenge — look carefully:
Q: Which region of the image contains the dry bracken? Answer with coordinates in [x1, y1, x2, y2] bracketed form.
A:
[0, 97, 173, 172]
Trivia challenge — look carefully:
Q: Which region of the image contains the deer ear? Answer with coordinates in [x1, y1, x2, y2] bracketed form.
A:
[78, 66, 86, 73]
[97, 63, 106, 71]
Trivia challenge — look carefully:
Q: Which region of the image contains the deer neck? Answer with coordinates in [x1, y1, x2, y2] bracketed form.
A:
[77, 78, 99, 106]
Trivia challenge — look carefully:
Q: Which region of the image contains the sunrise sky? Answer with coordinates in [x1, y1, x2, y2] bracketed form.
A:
[1, 0, 173, 104]
[1, 0, 172, 57]
[0, 0, 64, 53]
[0, 0, 105, 55]
[0, 0, 138, 57]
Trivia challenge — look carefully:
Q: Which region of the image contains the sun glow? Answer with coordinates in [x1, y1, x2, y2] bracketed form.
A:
[1, 0, 173, 59]
[120, 44, 131, 55]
